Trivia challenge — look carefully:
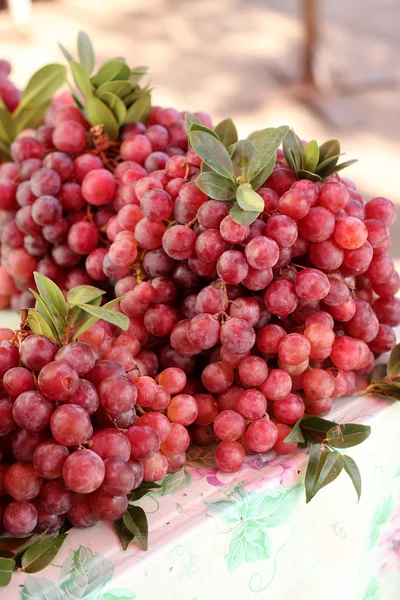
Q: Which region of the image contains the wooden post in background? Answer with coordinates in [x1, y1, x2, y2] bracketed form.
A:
[302, 0, 319, 87]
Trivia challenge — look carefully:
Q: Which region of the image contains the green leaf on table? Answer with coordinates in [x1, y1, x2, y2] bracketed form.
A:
[283, 128, 303, 172]
[92, 60, 130, 86]
[362, 578, 380, 600]
[124, 92, 151, 124]
[296, 169, 322, 182]
[77, 303, 129, 330]
[16, 64, 67, 116]
[284, 418, 305, 443]
[34, 272, 68, 320]
[249, 155, 276, 190]
[184, 112, 202, 134]
[0, 557, 15, 587]
[21, 534, 67, 573]
[247, 125, 289, 182]
[114, 519, 134, 551]
[186, 443, 217, 468]
[226, 526, 270, 573]
[0, 107, 15, 144]
[70, 61, 94, 98]
[318, 139, 340, 162]
[367, 381, 400, 400]
[122, 506, 148, 551]
[303, 140, 319, 172]
[326, 423, 371, 449]
[99, 590, 136, 600]
[231, 140, 255, 178]
[67, 285, 106, 306]
[27, 309, 58, 343]
[214, 118, 238, 147]
[13, 104, 49, 134]
[300, 416, 338, 440]
[229, 203, 259, 226]
[342, 455, 362, 502]
[368, 363, 387, 384]
[72, 297, 122, 340]
[160, 467, 192, 495]
[60, 546, 114, 598]
[99, 93, 127, 126]
[128, 482, 161, 502]
[12, 531, 48, 562]
[86, 96, 119, 139]
[305, 445, 344, 503]
[369, 496, 393, 549]
[21, 576, 64, 599]
[386, 343, 400, 377]
[236, 183, 264, 212]
[59, 42, 74, 63]
[189, 130, 234, 180]
[77, 31, 95, 75]
[196, 171, 237, 201]
[96, 80, 133, 99]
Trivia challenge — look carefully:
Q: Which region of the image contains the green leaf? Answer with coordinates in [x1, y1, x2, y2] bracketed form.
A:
[160, 468, 192, 495]
[320, 159, 358, 179]
[326, 423, 371, 449]
[129, 66, 148, 85]
[230, 140, 255, 178]
[72, 297, 122, 341]
[186, 443, 217, 468]
[303, 140, 319, 172]
[368, 363, 387, 384]
[13, 104, 49, 134]
[21, 534, 67, 573]
[58, 42, 74, 63]
[249, 155, 275, 190]
[362, 578, 380, 600]
[114, 518, 135, 551]
[300, 416, 338, 440]
[282, 128, 304, 172]
[284, 418, 305, 443]
[0, 108, 15, 144]
[247, 125, 289, 182]
[21, 576, 64, 599]
[27, 309, 58, 342]
[236, 183, 264, 212]
[366, 381, 400, 400]
[77, 31, 95, 75]
[124, 93, 151, 124]
[386, 344, 400, 377]
[213, 118, 238, 147]
[86, 96, 119, 140]
[99, 590, 136, 600]
[92, 60, 130, 87]
[314, 153, 341, 175]
[67, 285, 106, 306]
[77, 303, 129, 331]
[318, 139, 340, 162]
[189, 130, 234, 180]
[29, 290, 63, 341]
[229, 204, 259, 226]
[70, 295, 103, 327]
[60, 546, 114, 598]
[342, 455, 362, 501]
[34, 272, 68, 320]
[70, 61, 93, 98]
[13, 531, 48, 561]
[16, 64, 67, 116]
[0, 139, 11, 159]
[196, 172, 237, 201]
[305, 446, 343, 503]
[122, 506, 148, 551]
[96, 80, 133, 99]
[296, 169, 322, 182]
[128, 482, 161, 502]
[369, 497, 393, 549]
[247, 127, 274, 145]
[189, 122, 219, 139]
[184, 112, 202, 134]
[0, 557, 15, 587]
[99, 93, 127, 126]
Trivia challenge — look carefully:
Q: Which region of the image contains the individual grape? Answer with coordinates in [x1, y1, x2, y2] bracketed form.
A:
[142, 451, 168, 482]
[38, 361, 79, 401]
[68, 221, 99, 255]
[135, 218, 166, 249]
[219, 215, 249, 243]
[303, 368, 335, 400]
[12, 391, 52, 432]
[365, 197, 396, 227]
[237, 389, 267, 421]
[157, 368, 187, 395]
[259, 369, 292, 401]
[243, 266, 273, 291]
[220, 318, 255, 354]
[294, 268, 330, 301]
[334, 217, 368, 250]
[127, 425, 160, 460]
[245, 236, 279, 270]
[63, 449, 105, 494]
[0, 340, 20, 377]
[228, 297, 260, 326]
[11, 137, 44, 162]
[369, 324, 396, 354]
[278, 188, 310, 219]
[160, 423, 190, 455]
[34, 508, 64, 534]
[144, 304, 177, 337]
[186, 313, 220, 350]
[264, 280, 298, 317]
[86, 360, 125, 386]
[33, 440, 69, 479]
[278, 333, 311, 366]
[3, 366, 35, 397]
[330, 336, 363, 371]
[136, 412, 172, 444]
[373, 297, 400, 327]
[372, 270, 400, 297]
[213, 409, 246, 442]
[245, 418, 278, 452]
[272, 393, 305, 424]
[256, 324, 287, 355]
[197, 200, 229, 228]
[65, 379, 99, 415]
[220, 347, 249, 368]
[191, 394, 218, 426]
[55, 341, 96, 375]
[40, 481, 72, 515]
[278, 358, 309, 376]
[319, 182, 349, 211]
[66, 493, 99, 528]
[271, 423, 298, 455]
[5, 462, 42, 501]
[323, 278, 350, 307]
[304, 396, 334, 415]
[99, 375, 137, 414]
[305, 311, 334, 328]
[89, 489, 128, 520]
[328, 297, 356, 322]
[50, 405, 93, 446]
[298, 206, 335, 242]
[215, 440, 245, 472]
[166, 452, 186, 473]
[91, 429, 131, 461]
[3, 501, 38, 536]
[217, 250, 249, 285]
[309, 240, 344, 271]
[365, 254, 395, 284]
[195, 229, 227, 263]
[265, 214, 297, 248]
[238, 356, 268, 386]
[167, 394, 198, 426]
[304, 323, 335, 350]
[52, 120, 87, 153]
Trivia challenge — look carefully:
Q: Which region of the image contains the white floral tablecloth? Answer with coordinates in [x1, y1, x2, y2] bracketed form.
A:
[1, 311, 399, 600]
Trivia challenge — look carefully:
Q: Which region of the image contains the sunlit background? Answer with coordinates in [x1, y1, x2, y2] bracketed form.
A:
[1, 0, 399, 264]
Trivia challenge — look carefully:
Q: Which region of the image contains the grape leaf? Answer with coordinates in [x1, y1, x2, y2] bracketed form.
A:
[21, 534, 67, 573]
[230, 140, 255, 178]
[196, 172, 237, 201]
[318, 139, 340, 162]
[0, 557, 15, 587]
[72, 297, 122, 340]
[13, 104, 49, 135]
[326, 423, 371, 449]
[284, 418, 305, 443]
[95, 80, 133, 99]
[184, 112, 202, 134]
[78, 31, 95, 75]
[303, 140, 319, 172]
[283, 128, 303, 172]
[213, 118, 238, 147]
[67, 285, 106, 306]
[92, 60, 130, 86]
[229, 204, 259, 226]
[189, 122, 219, 139]
[60, 546, 114, 599]
[99, 93, 127, 126]
[34, 272, 68, 320]
[246, 125, 289, 182]
[86, 96, 119, 140]
[77, 303, 129, 331]
[27, 309, 58, 343]
[124, 93, 151, 124]
[189, 130, 234, 180]
[305, 445, 343, 503]
[0, 107, 15, 144]
[236, 184, 264, 212]
[342, 455, 362, 501]
[122, 506, 148, 551]
[386, 343, 400, 377]
[248, 155, 275, 190]
[16, 64, 67, 115]
[70, 61, 94, 99]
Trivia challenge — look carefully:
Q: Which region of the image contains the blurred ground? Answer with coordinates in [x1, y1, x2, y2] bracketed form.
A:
[1, 0, 399, 256]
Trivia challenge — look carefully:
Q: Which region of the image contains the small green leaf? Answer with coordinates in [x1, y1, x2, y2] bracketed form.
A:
[16, 64, 67, 116]
[77, 303, 129, 331]
[0, 108, 15, 144]
[247, 125, 289, 182]
[70, 61, 93, 98]
[29, 290, 63, 341]
[318, 139, 341, 162]
[314, 154, 341, 175]
[58, 42, 74, 63]
[92, 60, 130, 87]
[27, 309, 58, 343]
[342, 455, 362, 501]
[122, 506, 148, 551]
[368, 363, 387, 384]
[21, 534, 67, 573]
[189, 122, 219, 139]
[0, 557, 15, 587]
[249, 155, 275, 190]
[114, 519, 134, 551]
[283, 128, 304, 172]
[229, 204, 259, 226]
[247, 127, 275, 145]
[366, 381, 400, 400]
[231, 140, 255, 178]
[300, 416, 338, 440]
[122, 86, 151, 107]
[190, 130, 234, 180]
[13, 531, 48, 561]
[13, 104, 49, 134]
[67, 285, 106, 306]
[284, 418, 305, 443]
[77, 31, 95, 75]
[86, 96, 119, 140]
[305, 445, 343, 503]
[296, 169, 322, 182]
[319, 159, 358, 179]
[184, 112, 202, 134]
[34, 272, 68, 320]
[303, 140, 319, 172]
[72, 297, 122, 341]
[236, 184, 264, 213]
[0, 139, 11, 159]
[99, 93, 127, 126]
[130, 66, 149, 85]
[213, 118, 238, 147]
[326, 424, 371, 449]
[124, 93, 151, 124]
[96, 80, 133, 99]
[196, 172, 237, 201]
[128, 482, 161, 502]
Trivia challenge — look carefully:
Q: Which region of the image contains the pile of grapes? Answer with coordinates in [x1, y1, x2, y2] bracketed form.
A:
[0, 39, 399, 542]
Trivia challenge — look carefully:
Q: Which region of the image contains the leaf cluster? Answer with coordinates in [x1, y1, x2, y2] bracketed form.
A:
[364, 343, 400, 400]
[60, 31, 151, 140]
[114, 482, 160, 551]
